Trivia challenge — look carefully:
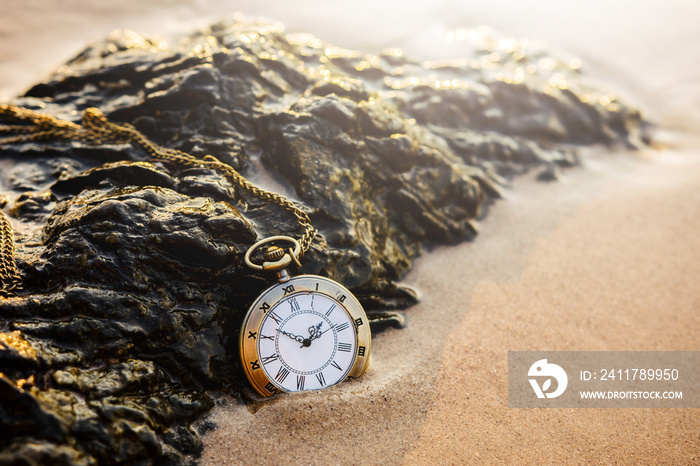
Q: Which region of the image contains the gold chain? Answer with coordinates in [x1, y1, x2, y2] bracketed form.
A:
[0, 104, 316, 295]
[0, 208, 22, 297]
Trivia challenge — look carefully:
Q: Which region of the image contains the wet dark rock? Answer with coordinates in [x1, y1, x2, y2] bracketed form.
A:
[1, 19, 649, 464]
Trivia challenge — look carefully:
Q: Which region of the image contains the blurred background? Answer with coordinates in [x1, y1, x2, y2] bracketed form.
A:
[1, 0, 699, 131]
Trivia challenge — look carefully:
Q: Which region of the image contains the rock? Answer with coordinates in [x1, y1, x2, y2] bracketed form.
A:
[0, 19, 650, 464]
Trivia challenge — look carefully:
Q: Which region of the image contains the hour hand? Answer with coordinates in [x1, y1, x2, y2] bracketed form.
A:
[278, 329, 304, 344]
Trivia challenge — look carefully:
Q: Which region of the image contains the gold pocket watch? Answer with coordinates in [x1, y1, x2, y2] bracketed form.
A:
[240, 236, 371, 396]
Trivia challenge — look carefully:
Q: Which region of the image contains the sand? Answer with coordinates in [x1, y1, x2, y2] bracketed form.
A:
[196, 141, 700, 465]
[1, 1, 699, 464]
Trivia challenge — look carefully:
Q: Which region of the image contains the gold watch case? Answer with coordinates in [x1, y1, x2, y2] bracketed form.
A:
[239, 275, 371, 397]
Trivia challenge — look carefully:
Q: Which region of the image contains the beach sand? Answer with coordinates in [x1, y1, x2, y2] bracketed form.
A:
[1, 1, 699, 464]
[198, 140, 700, 465]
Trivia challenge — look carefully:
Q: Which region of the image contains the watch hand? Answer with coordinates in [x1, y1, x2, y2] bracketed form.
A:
[307, 323, 323, 341]
[277, 329, 304, 344]
[309, 323, 336, 342]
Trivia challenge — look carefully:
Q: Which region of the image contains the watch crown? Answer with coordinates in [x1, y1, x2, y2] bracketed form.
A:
[263, 246, 285, 261]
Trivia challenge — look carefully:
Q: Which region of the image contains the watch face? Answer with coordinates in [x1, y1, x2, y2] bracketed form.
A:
[240, 275, 371, 397]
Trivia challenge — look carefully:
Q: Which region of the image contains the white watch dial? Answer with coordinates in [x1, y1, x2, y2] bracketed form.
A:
[258, 292, 357, 392]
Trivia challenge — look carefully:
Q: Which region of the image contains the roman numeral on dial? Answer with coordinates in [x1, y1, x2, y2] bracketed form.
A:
[337, 342, 352, 352]
[262, 354, 279, 365]
[276, 366, 290, 383]
[335, 322, 350, 332]
[315, 371, 326, 387]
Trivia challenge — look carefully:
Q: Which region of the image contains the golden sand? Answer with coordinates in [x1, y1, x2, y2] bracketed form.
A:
[199, 140, 700, 464]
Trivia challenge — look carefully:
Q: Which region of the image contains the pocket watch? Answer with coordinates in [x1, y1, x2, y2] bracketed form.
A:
[240, 236, 371, 396]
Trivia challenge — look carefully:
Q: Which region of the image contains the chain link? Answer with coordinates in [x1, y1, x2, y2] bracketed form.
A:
[0, 104, 316, 295]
